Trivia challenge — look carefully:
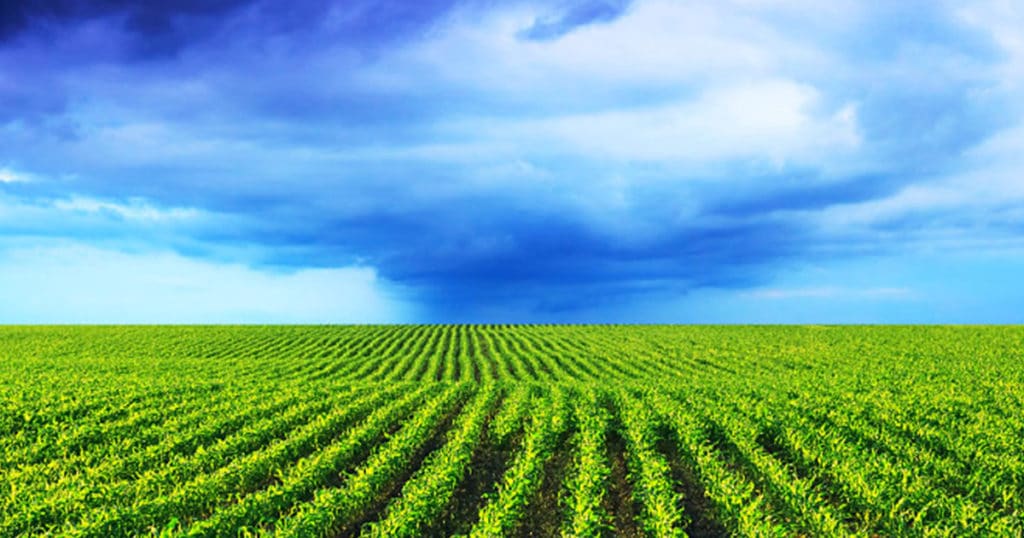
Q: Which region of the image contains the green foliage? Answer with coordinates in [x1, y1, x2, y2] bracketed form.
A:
[2, 325, 1024, 537]
[562, 387, 612, 537]
[363, 383, 498, 537]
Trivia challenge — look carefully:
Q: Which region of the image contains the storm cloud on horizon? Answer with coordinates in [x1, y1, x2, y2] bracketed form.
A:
[1, 0, 1023, 323]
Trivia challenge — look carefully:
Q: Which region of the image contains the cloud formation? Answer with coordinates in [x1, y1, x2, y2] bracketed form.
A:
[1, 0, 1022, 321]
[518, 0, 632, 41]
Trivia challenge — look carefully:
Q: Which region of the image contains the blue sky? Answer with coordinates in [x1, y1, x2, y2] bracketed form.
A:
[1, 0, 1023, 323]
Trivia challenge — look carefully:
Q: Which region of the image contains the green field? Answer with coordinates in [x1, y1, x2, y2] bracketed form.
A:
[2, 325, 1023, 537]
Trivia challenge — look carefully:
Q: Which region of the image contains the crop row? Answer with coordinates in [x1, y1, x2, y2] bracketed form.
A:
[2, 325, 1024, 536]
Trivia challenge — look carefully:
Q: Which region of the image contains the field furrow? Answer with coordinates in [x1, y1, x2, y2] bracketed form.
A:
[1, 325, 1022, 537]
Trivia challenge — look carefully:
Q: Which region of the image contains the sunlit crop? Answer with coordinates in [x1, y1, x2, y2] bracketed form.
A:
[2, 325, 1022, 536]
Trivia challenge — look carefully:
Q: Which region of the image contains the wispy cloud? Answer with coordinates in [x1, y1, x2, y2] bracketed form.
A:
[745, 286, 914, 300]
[0, 167, 31, 183]
[52, 197, 201, 222]
[518, 0, 633, 41]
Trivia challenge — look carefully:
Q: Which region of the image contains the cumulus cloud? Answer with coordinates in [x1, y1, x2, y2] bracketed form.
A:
[519, 79, 859, 164]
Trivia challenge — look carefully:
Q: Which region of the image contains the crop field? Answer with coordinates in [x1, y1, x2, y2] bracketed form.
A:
[1, 326, 1023, 537]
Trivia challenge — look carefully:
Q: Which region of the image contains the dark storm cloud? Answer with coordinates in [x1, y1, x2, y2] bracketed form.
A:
[162, 173, 809, 317]
[0, 0, 252, 57]
[0, 0, 1021, 321]
[0, 0, 465, 57]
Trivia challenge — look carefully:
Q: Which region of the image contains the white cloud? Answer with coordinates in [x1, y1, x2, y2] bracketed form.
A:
[815, 123, 1024, 235]
[363, 1, 860, 169]
[52, 196, 201, 221]
[956, 0, 1024, 92]
[404, 0, 828, 91]
[0, 167, 31, 183]
[0, 193, 209, 234]
[518, 79, 859, 164]
[0, 243, 412, 323]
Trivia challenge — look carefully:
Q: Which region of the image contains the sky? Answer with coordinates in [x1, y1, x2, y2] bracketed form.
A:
[1, 0, 1023, 323]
